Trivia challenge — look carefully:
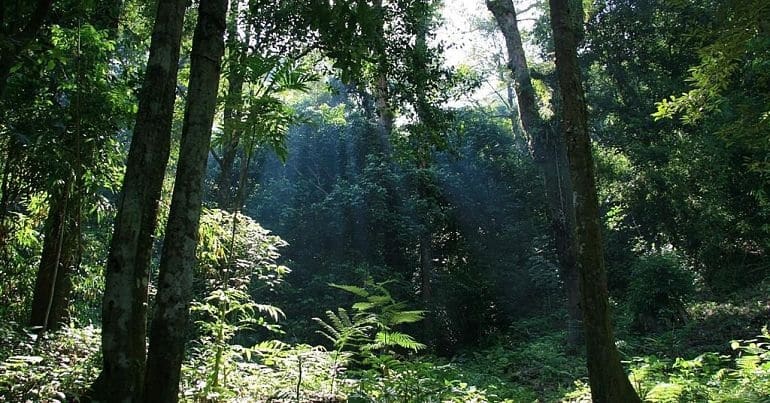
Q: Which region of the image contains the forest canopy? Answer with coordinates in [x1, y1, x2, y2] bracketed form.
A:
[0, 0, 769, 402]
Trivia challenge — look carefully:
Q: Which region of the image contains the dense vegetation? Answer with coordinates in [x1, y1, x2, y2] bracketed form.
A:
[1, 0, 769, 401]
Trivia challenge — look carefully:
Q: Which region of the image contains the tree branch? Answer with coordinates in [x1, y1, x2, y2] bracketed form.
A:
[210, 148, 223, 167]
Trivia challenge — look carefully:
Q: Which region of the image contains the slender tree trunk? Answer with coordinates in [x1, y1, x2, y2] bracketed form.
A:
[92, 0, 188, 400]
[548, 0, 641, 400]
[373, 0, 394, 140]
[215, 8, 246, 210]
[419, 222, 433, 302]
[29, 187, 79, 330]
[0, 146, 12, 252]
[29, 0, 124, 334]
[369, 0, 404, 273]
[411, 7, 438, 341]
[417, 167, 433, 305]
[144, 0, 228, 400]
[542, 134, 582, 348]
[375, 74, 394, 135]
[485, 0, 582, 348]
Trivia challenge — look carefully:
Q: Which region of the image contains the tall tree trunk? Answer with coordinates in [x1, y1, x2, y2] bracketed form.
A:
[485, 0, 582, 348]
[374, 74, 393, 136]
[418, 216, 433, 302]
[144, 0, 227, 400]
[29, 187, 79, 330]
[548, 0, 641, 401]
[372, 0, 394, 140]
[215, 7, 246, 210]
[0, 146, 13, 253]
[412, 5, 438, 341]
[28, 0, 124, 334]
[542, 134, 582, 349]
[92, 0, 188, 400]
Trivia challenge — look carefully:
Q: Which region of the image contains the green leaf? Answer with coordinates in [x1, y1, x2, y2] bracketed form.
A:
[368, 331, 426, 352]
[329, 283, 370, 298]
[387, 310, 425, 325]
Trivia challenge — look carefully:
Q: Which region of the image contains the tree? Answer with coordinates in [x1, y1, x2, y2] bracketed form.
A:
[144, 0, 228, 400]
[0, 0, 54, 96]
[583, 0, 770, 293]
[403, 0, 451, 330]
[548, 0, 640, 400]
[485, 0, 581, 347]
[211, 0, 318, 211]
[91, 0, 188, 399]
[372, 0, 395, 137]
[214, 6, 248, 210]
[29, 0, 125, 333]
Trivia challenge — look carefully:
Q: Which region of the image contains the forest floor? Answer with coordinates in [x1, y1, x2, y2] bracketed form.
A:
[1, 280, 768, 402]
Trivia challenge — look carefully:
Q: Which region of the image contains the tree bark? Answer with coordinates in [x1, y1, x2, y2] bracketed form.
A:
[485, 0, 582, 348]
[92, 0, 188, 400]
[29, 187, 78, 330]
[215, 8, 246, 210]
[144, 0, 227, 400]
[419, 218, 433, 302]
[411, 6, 435, 309]
[548, 0, 641, 401]
[373, 0, 394, 139]
[28, 0, 125, 334]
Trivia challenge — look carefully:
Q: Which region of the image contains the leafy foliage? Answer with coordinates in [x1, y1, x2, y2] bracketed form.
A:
[626, 251, 695, 331]
[2, 0, 770, 401]
[0, 324, 100, 401]
[626, 328, 770, 402]
[314, 280, 426, 360]
[0, 195, 46, 322]
[184, 208, 290, 400]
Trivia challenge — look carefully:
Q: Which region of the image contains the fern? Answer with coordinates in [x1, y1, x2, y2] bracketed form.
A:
[367, 331, 426, 352]
[645, 382, 684, 402]
[253, 303, 286, 322]
[329, 283, 370, 298]
[312, 308, 373, 351]
[352, 301, 377, 311]
[384, 310, 425, 326]
[317, 280, 427, 378]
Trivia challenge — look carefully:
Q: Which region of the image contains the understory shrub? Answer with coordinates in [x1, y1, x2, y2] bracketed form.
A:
[0, 324, 100, 401]
[630, 328, 770, 402]
[627, 251, 695, 331]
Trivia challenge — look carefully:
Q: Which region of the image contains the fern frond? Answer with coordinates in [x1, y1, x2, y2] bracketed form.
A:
[337, 307, 353, 327]
[329, 308, 348, 331]
[329, 283, 370, 298]
[386, 310, 426, 325]
[366, 295, 392, 306]
[313, 314, 342, 340]
[352, 301, 377, 311]
[254, 303, 285, 322]
[315, 329, 339, 345]
[252, 339, 289, 353]
[367, 331, 426, 352]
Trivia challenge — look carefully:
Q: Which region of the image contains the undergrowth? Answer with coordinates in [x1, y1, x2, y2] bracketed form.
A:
[0, 324, 100, 402]
[0, 314, 767, 402]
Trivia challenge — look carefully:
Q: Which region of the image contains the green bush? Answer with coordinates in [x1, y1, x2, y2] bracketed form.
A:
[183, 209, 290, 401]
[0, 196, 46, 323]
[625, 328, 770, 402]
[0, 324, 101, 401]
[627, 251, 695, 331]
